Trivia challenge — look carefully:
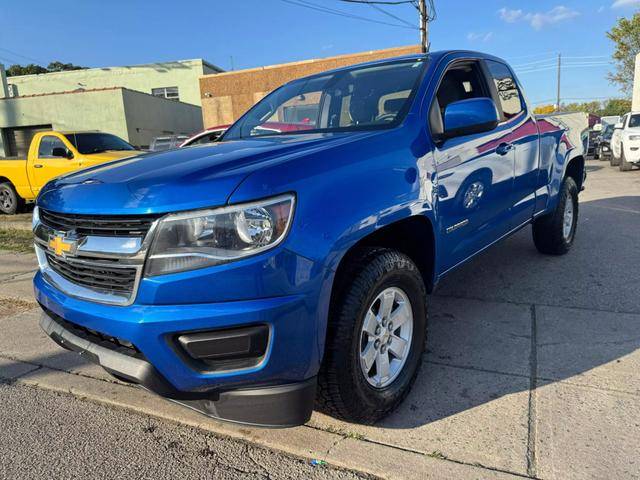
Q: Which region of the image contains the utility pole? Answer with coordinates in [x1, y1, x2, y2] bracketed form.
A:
[556, 53, 561, 112]
[418, 0, 428, 53]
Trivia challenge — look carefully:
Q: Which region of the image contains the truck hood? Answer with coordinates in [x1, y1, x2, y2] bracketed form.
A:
[37, 132, 372, 214]
[82, 150, 142, 163]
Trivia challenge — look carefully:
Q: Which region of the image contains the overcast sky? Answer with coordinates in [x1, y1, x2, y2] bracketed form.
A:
[2, 0, 639, 105]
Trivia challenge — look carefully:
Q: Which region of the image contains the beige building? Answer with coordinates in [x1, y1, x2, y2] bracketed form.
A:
[0, 58, 221, 155]
[0, 86, 203, 156]
[8, 59, 222, 107]
[199, 45, 422, 127]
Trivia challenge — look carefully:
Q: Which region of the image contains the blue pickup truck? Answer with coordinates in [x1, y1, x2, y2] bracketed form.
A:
[34, 51, 585, 427]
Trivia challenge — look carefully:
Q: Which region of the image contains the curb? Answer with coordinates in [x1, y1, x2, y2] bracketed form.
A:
[0, 357, 522, 480]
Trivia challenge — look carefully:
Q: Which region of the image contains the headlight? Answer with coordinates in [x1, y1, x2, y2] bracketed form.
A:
[628, 135, 640, 141]
[32, 206, 40, 230]
[146, 194, 295, 276]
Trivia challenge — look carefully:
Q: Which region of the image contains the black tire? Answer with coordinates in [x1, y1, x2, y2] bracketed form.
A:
[620, 148, 633, 171]
[0, 182, 24, 215]
[317, 248, 427, 424]
[532, 176, 578, 255]
[610, 148, 621, 166]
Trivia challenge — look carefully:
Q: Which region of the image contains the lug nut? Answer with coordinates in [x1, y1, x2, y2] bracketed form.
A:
[381, 345, 387, 353]
[388, 322, 394, 331]
[374, 340, 381, 349]
[375, 326, 381, 335]
[387, 337, 392, 345]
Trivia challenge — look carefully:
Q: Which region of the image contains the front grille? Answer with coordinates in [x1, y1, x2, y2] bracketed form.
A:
[41, 304, 142, 359]
[45, 252, 137, 294]
[40, 209, 159, 237]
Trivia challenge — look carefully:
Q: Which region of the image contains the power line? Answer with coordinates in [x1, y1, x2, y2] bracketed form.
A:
[280, 0, 417, 29]
[334, 0, 434, 51]
[339, 0, 417, 4]
[362, 1, 416, 28]
[0, 47, 44, 65]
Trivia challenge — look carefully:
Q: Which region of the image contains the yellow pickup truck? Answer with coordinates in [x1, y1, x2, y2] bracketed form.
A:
[0, 131, 140, 214]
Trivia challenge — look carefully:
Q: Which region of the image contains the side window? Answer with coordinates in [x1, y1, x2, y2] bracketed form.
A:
[430, 61, 491, 135]
[37, 136, 67, 158]
[485, 60, 524, 121]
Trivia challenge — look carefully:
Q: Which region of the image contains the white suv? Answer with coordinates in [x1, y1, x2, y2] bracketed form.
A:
[611, 112, 640, 171]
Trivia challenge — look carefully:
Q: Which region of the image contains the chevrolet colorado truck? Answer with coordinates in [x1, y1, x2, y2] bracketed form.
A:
[34, 51, 586, 427]
[0, 131, 139, 214]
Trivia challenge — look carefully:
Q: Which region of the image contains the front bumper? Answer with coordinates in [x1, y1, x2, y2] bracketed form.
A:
[34, 251, 326, 427]
[40, 307, 316, 427]
[623, 143, 640, 163]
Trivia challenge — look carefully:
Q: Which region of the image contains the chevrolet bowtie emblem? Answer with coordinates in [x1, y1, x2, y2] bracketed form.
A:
[48, 235, 77, 257]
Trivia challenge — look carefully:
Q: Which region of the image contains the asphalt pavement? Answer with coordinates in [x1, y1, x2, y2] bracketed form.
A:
[0, 381, 370, 480]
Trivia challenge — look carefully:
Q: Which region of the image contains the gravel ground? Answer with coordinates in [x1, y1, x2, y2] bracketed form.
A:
[0, 382, 372, 480]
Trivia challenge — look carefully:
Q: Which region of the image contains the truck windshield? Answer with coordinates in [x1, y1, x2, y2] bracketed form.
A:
[65, 133, 136, 154]
[224, 58, 427, 140]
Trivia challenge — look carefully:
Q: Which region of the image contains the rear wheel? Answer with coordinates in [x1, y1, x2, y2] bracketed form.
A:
[532, 177, 578, 255]
[317, 248, 427, 424]
[0, 182, 23, 215]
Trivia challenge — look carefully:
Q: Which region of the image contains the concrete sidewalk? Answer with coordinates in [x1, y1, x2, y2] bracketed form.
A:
[1, 160, 639, 479]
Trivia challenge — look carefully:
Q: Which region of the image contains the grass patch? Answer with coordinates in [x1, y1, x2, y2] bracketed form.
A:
[0, 228, 34, 253]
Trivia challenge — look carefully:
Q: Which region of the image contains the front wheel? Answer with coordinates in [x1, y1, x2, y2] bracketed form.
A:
[620, 148, 633, 171]
[532, 177, 578, 255]
[610, 148, 621, 166]
[317, 249, 427, 424]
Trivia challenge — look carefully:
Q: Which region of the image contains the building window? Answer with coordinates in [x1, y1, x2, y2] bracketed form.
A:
[152, 86, 180, 101]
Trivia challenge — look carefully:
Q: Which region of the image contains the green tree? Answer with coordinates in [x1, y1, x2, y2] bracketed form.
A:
[600, 98, 632, 116]
[607, 12, 640, 94]
[6, 63, 48, 76]
[562, 101, 603, 115]
[5, 61, 86, 77]
[46, 61, 86, 72]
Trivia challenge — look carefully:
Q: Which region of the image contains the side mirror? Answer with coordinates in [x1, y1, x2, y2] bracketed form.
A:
[441, 98, 499, 141]
[52, 147, 74, 159]
[614, 122, 624, 130]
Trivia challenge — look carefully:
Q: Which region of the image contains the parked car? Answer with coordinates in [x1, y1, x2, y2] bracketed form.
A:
[596, 124, 615, 160]
[610, 112, 640, 171]
[34, 51, 585, 427]
[149, 135, 190, 151]
[179, 126, 229, 147]
[587, 126, 601, 158]
[0, 131, 139, 214]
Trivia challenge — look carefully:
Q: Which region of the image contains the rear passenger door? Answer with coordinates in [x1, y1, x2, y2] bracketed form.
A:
[484, 60, 539, 229]
[430, 59, 515, 273]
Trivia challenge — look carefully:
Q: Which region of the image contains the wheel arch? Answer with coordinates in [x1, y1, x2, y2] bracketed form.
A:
[330, 215, 436, 300]
[564, 154, 585, 191]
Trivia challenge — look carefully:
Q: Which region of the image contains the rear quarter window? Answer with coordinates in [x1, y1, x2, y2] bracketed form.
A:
[485, 60, 525, 121]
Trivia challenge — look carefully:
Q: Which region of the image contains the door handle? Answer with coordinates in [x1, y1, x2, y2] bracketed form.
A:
[33, 164, 44, 168]
[496, 143, 514, 156]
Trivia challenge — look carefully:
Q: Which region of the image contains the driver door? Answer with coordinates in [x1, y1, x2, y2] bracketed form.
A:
[31, 135, 80, 193]
[431, 60, 515, 273]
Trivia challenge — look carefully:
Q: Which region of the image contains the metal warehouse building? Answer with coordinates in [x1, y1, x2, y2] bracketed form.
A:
[0, 59, 223, 156]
